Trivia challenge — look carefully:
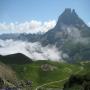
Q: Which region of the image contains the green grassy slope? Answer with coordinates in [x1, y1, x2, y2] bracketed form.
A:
[47, 62, 90, 90]
[0, 53, 32, 64]
[10, 60, 82, 89]
[0, 60, 89, 90]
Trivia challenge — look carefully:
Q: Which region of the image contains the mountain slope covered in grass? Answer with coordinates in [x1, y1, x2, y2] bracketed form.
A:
[0, 53, 32, 64]
[63, 62, 90, 90]
[10, 60, 84, 89]
[0, 56, 90, 90]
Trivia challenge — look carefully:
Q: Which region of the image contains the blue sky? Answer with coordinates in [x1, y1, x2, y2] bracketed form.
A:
[0, 0, 90, 23]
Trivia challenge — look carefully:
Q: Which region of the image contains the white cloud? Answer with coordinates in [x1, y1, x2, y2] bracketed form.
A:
[0, 20, 56, 34]
[43, 20, 56, 32]
[0, 39, 62, 61]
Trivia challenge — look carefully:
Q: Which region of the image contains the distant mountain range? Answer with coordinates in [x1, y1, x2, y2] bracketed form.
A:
[0, 33, 41, 42]
[0, 8, 90, 62]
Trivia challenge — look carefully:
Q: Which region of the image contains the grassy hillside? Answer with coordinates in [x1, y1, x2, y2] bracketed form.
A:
[10, 60, 82, 89]
[45, 62, 90, 90]
[0, 59, 90, 90]
[63, 69, 90, 90]
[0, 53, 32, 64]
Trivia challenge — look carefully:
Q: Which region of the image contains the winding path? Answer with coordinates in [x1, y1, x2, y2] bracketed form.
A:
[35, 78, 68, 90]
[35, 66, 84, 90]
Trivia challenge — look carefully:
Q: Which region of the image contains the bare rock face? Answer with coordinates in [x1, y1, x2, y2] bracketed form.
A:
[41, 64, 57, 72]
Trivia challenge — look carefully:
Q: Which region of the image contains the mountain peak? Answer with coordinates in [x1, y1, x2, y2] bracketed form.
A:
[64, 8, 76, 14]
[56, 8, 86, 27]
[61, 8, 77, 17]
[64, 8, 72, 13]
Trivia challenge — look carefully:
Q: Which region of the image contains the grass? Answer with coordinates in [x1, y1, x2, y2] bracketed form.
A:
[43, 62, 90, 90]
[0, 60, 90, 90]
[10, 60, 82, 89]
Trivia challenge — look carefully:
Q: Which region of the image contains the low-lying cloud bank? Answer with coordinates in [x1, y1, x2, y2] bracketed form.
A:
[0, 39, 62, 62]
[0, 20, 56, 34]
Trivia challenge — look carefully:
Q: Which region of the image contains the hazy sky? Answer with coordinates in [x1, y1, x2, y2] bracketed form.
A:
[0, 0, 90, 34]
[0, 0, 90, 23]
